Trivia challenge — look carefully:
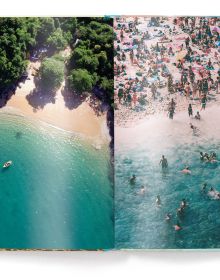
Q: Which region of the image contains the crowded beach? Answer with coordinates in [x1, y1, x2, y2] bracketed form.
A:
[114, 16, 220, 126]
[115, 16, 220, 235]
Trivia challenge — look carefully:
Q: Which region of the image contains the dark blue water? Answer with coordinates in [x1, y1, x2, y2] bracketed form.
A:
[115, 139, 220, 249]
[0, 112, 113, 249]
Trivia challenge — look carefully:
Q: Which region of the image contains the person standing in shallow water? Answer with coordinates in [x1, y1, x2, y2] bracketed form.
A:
[188, 104, 193, 117]
[160, 155, 168, 169]
[201, 94, 207, 110]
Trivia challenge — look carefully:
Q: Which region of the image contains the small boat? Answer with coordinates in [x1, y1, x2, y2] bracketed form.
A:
[3, 161, 12, 168]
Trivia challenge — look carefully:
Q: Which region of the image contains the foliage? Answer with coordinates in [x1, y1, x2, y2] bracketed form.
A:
[47, 28, 68, 51]
[0, 16, 113, 106]
[0, 18, 30, 91]
[68, 69, 96, 93]
[67, 18, 114, 104]
[39, 56, 64, 90]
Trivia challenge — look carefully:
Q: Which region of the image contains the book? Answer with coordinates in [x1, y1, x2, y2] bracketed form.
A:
[0, 16, 219, 250]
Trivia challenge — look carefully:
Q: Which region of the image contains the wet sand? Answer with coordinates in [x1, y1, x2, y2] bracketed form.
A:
[116, 103, 220, 149]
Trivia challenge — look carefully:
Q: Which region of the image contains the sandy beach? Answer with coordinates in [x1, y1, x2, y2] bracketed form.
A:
[114, 16, 220, 128]
[1, 61, 109, 144]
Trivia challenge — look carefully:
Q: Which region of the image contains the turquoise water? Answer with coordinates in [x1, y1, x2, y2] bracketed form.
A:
[115, 139, 220, 249]
[0, 112, 113, 249]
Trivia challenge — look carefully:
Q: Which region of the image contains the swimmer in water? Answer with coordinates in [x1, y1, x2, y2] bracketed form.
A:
[159, 155, 168, 169]
[204, 153, 210, 161]
[208, 187, 220, 200]
[209, 152, 218, 162]
[180, 199, 187, 209]
[140, 185, 146, 195]
[174, 222, 182, 231]
[212, 152, 217, 159]
[177, 207, 184, 216]
[156, 195, 161, 206]
[202, 183, 207, 192]
[130, 175, 136, 185]
[181, 166, 191, 174]
[165, 213, 172, 221]
[200, 152, 205, 161]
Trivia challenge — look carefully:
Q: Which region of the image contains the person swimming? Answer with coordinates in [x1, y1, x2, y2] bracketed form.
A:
[211, 152, 217, 159]
[159, 155, 168, 169]
[174, 221, 182, 231]
[180, 199, 187, 209]
[165, 213, 172, 221]
[204, 153, 210, 161]
[209, 152, 218, 162]
[181, 166, 191, 174]
[129, 175, 136, 185]
[156, 195, 161, 206]
[202, 183, 207, 192]
[200, 152, 205, 161]
[208, 187, 220, 200]
[140, 185, 146, 195]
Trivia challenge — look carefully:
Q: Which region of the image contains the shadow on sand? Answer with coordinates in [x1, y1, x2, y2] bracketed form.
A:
[26, 88, 56, 111]
[61, 86, 87, 110]
[25, 75, 57, 111]
[61, 86, 106, 116]
[0, 85, 18, 108]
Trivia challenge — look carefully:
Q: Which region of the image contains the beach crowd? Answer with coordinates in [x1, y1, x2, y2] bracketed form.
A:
[114, 16, 220, 125]
[116, 16, 220, 232]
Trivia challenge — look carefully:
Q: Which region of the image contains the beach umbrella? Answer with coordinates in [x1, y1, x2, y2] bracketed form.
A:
[176, 50, 187, 61]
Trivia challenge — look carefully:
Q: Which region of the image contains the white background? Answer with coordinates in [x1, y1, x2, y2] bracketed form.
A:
[1, 0, 220, 279]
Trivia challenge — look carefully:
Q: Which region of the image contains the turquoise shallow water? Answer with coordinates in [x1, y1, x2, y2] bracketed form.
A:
[115, 138, 220, 249]
[0, 112, 113, 249]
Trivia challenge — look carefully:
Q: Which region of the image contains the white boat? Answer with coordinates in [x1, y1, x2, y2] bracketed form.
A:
[3, 161, 12, 168]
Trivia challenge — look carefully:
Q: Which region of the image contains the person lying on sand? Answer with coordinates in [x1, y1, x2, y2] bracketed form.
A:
[181, 166, 191, 174]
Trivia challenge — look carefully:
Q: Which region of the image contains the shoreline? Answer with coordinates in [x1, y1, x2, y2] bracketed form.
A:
[115, 103, 220, 150]
[115, 95, 220, 129]
[0, 61, 110, 146]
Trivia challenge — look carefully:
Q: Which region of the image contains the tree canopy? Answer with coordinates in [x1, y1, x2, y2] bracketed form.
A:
[67, 18, 113, 104]
[39, 56, 64, 91]
[68, 69, 96, 93]
[0, 17, 113, 106]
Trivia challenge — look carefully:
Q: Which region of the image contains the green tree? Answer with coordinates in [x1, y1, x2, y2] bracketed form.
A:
[68, 69, 96, 93]
[39, 57, 64, 90]
[47, 28, 68, 51]
[36, 17, 55, 46]
[100, 77, 114, 101]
